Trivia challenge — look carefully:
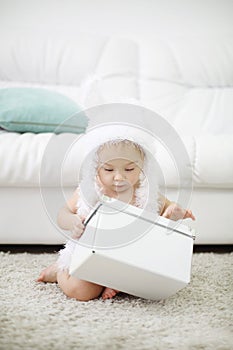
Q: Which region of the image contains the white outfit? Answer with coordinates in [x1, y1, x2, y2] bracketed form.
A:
[57, 124, 160, 271]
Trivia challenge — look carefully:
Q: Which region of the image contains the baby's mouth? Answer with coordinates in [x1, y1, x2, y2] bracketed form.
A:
[113, 182, 128, 190]
[114, 182, 127, 187]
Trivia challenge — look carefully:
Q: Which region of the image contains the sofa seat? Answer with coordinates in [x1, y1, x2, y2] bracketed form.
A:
[0, 129, 232, 245]
[0, 131, 233, 189]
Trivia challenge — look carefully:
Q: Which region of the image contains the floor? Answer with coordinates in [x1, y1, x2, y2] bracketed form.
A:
[1, 246, 232, 349]
[0, 244, 232, 254]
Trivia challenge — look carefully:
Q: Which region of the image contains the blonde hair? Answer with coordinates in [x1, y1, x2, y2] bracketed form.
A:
[97, 139, 145, 161]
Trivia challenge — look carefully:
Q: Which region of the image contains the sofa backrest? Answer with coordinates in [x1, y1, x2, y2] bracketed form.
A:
[0, 31, 233, 188]
[1, 32, 232, 137]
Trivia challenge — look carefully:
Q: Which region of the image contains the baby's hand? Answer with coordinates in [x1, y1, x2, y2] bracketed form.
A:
[162, 203, 195, 221]
[71, 215, 85, 239]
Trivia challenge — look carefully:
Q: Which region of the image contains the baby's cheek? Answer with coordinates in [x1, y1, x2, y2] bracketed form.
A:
[130, 174, 139, 185]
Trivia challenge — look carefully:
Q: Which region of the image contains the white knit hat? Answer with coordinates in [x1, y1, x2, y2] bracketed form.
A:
[75, 123, 160, 217]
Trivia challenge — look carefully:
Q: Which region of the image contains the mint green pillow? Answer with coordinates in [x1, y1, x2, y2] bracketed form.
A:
[0, 88, 88, 133]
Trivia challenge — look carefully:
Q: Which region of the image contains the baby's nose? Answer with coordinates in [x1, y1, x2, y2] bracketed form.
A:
[114, 171, 124, 180]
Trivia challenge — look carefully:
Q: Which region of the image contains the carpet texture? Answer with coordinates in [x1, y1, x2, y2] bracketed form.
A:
[0, 252, 232, 350]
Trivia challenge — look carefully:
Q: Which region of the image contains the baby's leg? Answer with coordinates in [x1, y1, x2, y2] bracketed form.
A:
[37, 262, 58, 283]
[57, 270, 104, 301]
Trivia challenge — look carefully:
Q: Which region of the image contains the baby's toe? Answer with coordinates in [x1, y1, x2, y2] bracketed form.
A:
[102, 288, 112, 299]
[36, 272, 45, 282]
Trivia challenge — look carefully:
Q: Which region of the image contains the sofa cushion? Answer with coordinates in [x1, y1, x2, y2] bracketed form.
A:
[84, 37, 233, 137]
[0, 88, 88, 133]
[156, 135, 233, 188]
[0, 131, 78, 187]
[0, 32, 137, 87]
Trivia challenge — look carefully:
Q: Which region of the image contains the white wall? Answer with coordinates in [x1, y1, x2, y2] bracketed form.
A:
[1, 0, 233, 43]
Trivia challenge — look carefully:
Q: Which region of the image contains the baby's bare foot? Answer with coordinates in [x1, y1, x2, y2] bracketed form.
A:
[101, 287, 119, 300]
[36, 263, 58, 283]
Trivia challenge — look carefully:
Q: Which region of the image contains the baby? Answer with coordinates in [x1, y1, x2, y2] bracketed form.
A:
[37, 128, 195, 301]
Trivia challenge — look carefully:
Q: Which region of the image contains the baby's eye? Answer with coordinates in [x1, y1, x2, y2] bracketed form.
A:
[125, 168, 135, 172]
[104, 168, 113, 172]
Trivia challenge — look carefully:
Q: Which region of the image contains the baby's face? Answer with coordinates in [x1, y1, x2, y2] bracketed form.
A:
[97, 143, 144, 197]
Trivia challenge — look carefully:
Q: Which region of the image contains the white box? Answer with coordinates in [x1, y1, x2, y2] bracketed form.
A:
[69, 198, 195, 300]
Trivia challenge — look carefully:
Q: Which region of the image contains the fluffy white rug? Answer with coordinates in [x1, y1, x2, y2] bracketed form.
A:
[0, 252, 232, 350]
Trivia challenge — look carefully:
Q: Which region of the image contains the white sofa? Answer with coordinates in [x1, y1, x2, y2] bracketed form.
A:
[0, 31, 232, 245]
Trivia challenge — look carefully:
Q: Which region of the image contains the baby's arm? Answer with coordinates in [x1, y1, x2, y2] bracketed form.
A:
[57, 188, 85, 238]
[159, 194, 195, 221]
